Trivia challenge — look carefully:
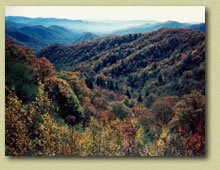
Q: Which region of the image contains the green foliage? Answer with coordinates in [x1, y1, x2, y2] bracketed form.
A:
[57, 71, 91, 105]
[44, 74, 85, 125]
[56, 79, 84, 124]
[109, 102, 131, 120]
[6, 53, 37, 102]
[123, 97, 137, 108]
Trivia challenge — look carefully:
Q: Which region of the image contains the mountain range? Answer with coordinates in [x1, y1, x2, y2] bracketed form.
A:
[5, 16, 205, 52]
[111, 21, 205, 35]
[5, 20, 81, 51]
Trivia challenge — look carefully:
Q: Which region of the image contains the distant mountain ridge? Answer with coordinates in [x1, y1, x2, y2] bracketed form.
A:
[5, 16, 205, 51]
[6, 16, 205, 34]
[72, 32, 100, 44]
[5, 21, 81, 51]
[5, 16, 151, 34]
[111, 21, 205, 35]
[186, 23, 205, 32]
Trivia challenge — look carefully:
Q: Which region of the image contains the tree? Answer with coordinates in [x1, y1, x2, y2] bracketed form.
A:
[58, 79, 84, 124]
[157, 74, 163, 83]
[91, 90, 109, 111]
[85, 77, 94, 89]
[151, 96, 178, 124]
[109, 102, 131, 120]
[126, 89, 131, 99]
[145, 90, 149, 97]
[6, 53, 37, 103]
[57, 71, 91, 105]
[174, 90, 205, 133]
[5, 91, 31, 156]
[123, 98, 137, 108]
[115, 82, 119, 90]
[44, 76, 84, 124]
[108, 79, 115, 91]
[33, 57, 56, 82]
[137, 93, 143, 103]
[182, 120, 205, 156]
[96, 75, 105, 88]
[122, 117, 143, 156]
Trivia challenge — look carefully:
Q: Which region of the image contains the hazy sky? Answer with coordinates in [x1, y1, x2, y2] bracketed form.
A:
[5, 6, 205, 23]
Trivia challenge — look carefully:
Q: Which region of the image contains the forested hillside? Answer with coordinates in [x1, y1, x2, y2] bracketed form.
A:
[38, 28, 205, 103]
[6, 27, 205, 156]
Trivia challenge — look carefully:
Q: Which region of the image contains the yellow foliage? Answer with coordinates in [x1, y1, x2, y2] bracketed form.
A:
[5, 91, 32, 156]
[6, 82, 145, 156]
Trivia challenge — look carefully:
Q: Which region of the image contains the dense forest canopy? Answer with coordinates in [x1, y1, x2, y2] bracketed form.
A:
[37, 28, 205, 101]
[5, 26, 205, 156]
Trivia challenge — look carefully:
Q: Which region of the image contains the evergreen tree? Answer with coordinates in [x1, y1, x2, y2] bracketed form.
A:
[96, 76, 105, 88]
[145, 90, 149, 97]
[115, 82, 119, 91]
[158, 74, 163, 84]
[137, 93, 143, 103]
[85, 77, 94, 89]
[126, 89, 131, 99]
[108, 79, 115, 91]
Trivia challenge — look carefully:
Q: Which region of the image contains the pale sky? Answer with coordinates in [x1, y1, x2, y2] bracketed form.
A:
[5, 6, 205, 23]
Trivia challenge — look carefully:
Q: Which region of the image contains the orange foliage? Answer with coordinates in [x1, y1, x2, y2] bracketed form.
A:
[6, 39, 56, 83]
[122, 117, 141, 155]
[179, 54, 187, 61]
[148, 44, 154, 49]
[109, 90, 116, 100]
[126, 56, 134, 61]
[33, 57, 56, 82]
[119, 95, 126, 101]
[149, 62, 156, 70]
[99, 74, 105, 80]
[175, 61, 180, 67]
[129, 42, 134, 46]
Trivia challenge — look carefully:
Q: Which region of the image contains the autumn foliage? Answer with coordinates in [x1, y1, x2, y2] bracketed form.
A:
[5, 27, 205, 157]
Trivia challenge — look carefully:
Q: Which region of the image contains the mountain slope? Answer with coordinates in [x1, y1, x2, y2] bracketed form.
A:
[5, 21, 81, 51]
[19, 25, 80, 44]
[5, 24, 47, 51]
[72, 32, 100, 44]
[37, 28, 205, 103]
[5, 20, 27, 28]
[112, 21, 204, 35]
[186, 23, 205, 32]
